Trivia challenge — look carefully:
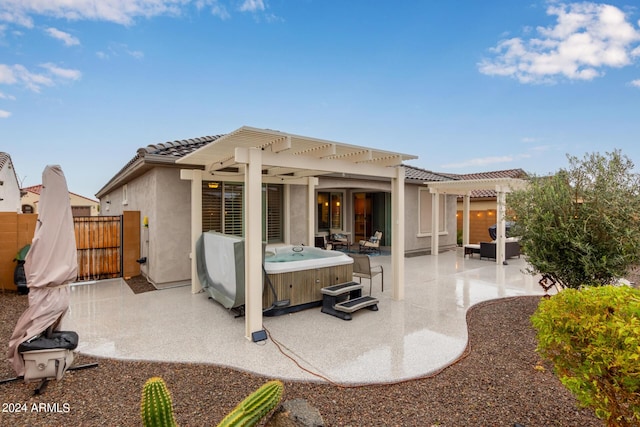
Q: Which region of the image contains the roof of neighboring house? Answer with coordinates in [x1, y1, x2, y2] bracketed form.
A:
[0, 151, 20, 187]
[96, 135, 224, 198]
[22, 184, 98, 203]
[452, 169, 528, 199]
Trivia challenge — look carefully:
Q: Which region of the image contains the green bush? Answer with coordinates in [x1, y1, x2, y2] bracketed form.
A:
[531, 286, 640, 426]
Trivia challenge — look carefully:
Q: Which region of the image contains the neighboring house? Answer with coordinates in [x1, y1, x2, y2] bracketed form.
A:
[454, 169, 527, 244]
[96, 128, 460, 289]
[0, 152, 22, 213]
[21, 185, 100, 216]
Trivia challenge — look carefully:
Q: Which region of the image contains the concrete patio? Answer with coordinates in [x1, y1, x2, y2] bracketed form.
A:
[61, 248, 547, 385]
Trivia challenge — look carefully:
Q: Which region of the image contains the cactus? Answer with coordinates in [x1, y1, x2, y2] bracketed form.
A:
[141, 377, 178, 427]
[217, 380, 284, 427]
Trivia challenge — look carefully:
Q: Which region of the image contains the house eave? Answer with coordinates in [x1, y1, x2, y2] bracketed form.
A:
[95, 155, 203, 199]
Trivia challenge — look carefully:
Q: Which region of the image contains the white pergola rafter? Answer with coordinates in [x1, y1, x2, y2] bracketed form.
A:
[177, 126, 416, 341]
[425, 178, 528, 265]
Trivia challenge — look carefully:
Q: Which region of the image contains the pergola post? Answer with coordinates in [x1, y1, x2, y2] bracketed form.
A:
[239, 147, 263, 340]
[391, 166, 405, 301]
[307, 177, 316, 246]
[496, 187, 507, 265]
[430, 188, 440, 256]
[180, 169, 203, 293]
[462, 193, 471, 246]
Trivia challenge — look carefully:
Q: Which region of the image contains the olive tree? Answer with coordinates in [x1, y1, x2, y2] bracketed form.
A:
[508, 150, 640, 289]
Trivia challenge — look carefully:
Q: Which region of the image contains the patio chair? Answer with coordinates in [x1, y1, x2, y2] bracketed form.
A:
[314, 232, 335, 250]
[348, 253, 383, 295]
[329, 229, 350, 250]
[359, 231, 382, 254]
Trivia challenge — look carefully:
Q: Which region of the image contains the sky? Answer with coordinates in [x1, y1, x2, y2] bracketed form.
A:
[1, 0, 640, 199]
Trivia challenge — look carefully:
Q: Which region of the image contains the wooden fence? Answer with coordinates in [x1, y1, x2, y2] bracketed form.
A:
[75, 216, 122, 281]
[1, 211, 140, 290]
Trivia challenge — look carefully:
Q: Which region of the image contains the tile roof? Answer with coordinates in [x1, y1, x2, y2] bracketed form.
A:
[454, 169, 527, 199]
[22, 184, 97, 202]
[0, 152, 20, 188]
[97, 135, 225, 197]
[403, 165, 459, 182]
[0, 152, 10, 169]
[140, 136, 224, 157]
[22, 184, 43, 195]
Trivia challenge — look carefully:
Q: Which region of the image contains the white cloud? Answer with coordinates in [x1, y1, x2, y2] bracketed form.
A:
[631, 79, 640, 88]
[0, 0, 189, 26]
[479, 2, 640, 84]
[45, 27, 80, 46]
[40, 62, 82, 80]
[211, 4, 230, 20]
[239, 0, 265, 13]
[0, 62, 80, 92]
[0, 91, 16, 100]
[95, 43, 144, 60]
[0, 64, 18, 84]
[0, 1, 276, 27]
[0, 109, 11, 118]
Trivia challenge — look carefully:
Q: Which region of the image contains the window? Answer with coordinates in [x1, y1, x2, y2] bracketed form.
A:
[223, 183, 244, 237]
[419, 189, 446, 235]
[317, 192, 343, 231]
[122, 184, 128, 205]
[202, 181, 222, 232]
[263, 184, 283, 242]
[22, 204, 34, 214]
[202, 181, 283, 242]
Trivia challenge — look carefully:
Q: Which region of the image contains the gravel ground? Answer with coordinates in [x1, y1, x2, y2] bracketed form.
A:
[0, 290, 600, 426]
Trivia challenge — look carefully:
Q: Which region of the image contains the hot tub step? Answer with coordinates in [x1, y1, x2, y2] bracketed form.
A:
[334, 296, 379, 313]
[320, 281, 363, 296]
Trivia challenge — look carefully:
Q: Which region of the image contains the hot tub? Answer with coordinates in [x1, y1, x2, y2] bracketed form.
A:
[264, 245, 353, 273]
[263, 245, 353, 312]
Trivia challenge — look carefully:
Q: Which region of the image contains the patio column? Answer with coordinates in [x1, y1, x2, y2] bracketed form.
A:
[430, 188, 440, 256]
[462, 192, 471, 246]
[495, 186, 507, 265]
[237, 147, 263, 340]
[307, 177, 316, 246]
[391, 166, 405, 301]
[180, 168, 203, 293]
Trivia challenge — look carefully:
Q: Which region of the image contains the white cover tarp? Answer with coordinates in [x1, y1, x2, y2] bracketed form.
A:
[7, 165, 78, 376]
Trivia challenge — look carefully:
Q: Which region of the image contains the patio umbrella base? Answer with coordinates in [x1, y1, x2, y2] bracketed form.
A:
[18, 331, 79, 383]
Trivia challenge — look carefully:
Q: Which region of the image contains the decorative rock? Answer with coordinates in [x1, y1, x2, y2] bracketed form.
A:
[265, 399, 325, 427]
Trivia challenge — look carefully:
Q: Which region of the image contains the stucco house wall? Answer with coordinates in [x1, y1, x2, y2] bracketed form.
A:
[101, 168, 192, 286]
[403, 184, 457, 256]
[0, 152, 21, 213]
[289, 185, 308, 245]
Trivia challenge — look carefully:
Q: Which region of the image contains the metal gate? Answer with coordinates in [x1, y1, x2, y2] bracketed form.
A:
[74, 216, 122, 281]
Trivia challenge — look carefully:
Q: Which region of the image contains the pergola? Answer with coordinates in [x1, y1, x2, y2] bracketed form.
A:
[426, 177, 529, 264]
[176, 126, 416, 340]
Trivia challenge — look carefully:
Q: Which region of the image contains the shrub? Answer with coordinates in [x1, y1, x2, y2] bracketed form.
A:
[531, 286, 640, 426]
[508, 150, 640, 289]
